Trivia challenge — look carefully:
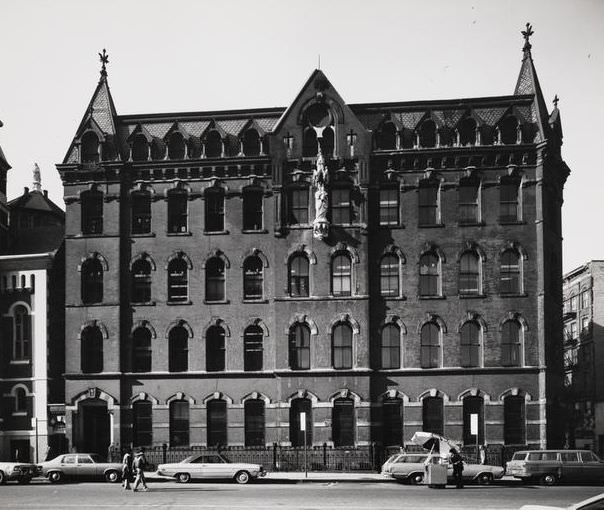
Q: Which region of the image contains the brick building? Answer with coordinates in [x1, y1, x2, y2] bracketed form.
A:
[562, 261, 604, 454]
[57, 28, 569, 457]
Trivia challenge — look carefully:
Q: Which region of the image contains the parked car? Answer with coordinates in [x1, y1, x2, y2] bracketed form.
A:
[0, 461, 40, 484]
[40, 453, 123, 483]
[157, 452, 266, 484]
[506, 449, 604, 486]
[519, 492, 604, 509]
[381, 452, 504, 484]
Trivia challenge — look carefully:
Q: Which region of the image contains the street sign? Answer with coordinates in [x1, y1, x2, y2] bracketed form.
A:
[470, 413, 478, 435]
[300, 412, 306, 431]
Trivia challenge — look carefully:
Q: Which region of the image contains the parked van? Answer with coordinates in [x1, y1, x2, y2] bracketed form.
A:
[506, 449, 604, 485]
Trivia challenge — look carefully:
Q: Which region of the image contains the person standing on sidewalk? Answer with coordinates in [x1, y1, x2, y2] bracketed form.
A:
[132, 449, 149, 492]
[450, 448, 464, 489]
[122, 449, 133, 490]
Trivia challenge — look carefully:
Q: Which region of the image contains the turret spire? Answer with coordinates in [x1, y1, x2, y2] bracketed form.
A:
[33, 163, 41, 192]
[99, 48, 109, 79]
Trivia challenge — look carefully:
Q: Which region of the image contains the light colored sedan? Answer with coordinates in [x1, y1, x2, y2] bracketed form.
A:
[40, 453, 123, 483]
[0, 461, 40, 484]
[520, 493, 604, 509]
[157, 453, 266, 484]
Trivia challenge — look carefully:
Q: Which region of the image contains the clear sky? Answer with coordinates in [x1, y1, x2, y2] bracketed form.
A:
[1, 0, 602, 272]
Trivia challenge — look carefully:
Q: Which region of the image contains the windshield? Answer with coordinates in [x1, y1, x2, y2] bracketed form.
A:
[89, 454, 103, 463]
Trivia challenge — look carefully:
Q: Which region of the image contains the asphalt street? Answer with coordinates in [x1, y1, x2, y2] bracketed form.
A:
[0, 481, 602, 510]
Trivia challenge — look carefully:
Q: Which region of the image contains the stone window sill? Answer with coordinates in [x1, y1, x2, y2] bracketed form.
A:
[418, 295, 446, 300]
[203, 299, 230, 305]
[131, 301, 156, 306]
[242, 299, 269, 304]
[167, 231, 192, 237]
[204, 230, 229, 235]
[418, 223, 445, 228]
[459, 294, 486, 299]
[131, 232, 156, 238]
[166, 300, 192, 306]
[242, 229, 268, 234]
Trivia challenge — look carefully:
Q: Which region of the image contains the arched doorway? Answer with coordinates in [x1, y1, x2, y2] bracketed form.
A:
[75, 399, 110, 458]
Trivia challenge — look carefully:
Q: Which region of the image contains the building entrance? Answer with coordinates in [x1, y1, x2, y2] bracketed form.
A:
[76, 399, 110, 459]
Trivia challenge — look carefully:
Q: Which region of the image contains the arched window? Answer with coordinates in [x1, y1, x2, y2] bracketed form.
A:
[499, 178, 520, 222]
[205, 257, 225, 302]
[169, 400, 189, 447]
[205, 188, 225, 232]
[332, 322, 353, 369]
[13, 305, 31, 361]
[419, 120, 436, 148]
[168, 326, 188, 372]
[205, 130, 223, 158]
[131, 258, 152, 303]
[167, 257, 188, 302]
[500, 249, 521, 294]
[244, 399, 265, 447]
[420, 322, 440, 368]
[458, 178, 480, 224]
[133, 400, 152, 447]
[287, 187, 309, 225]
[242, 188, 263, 231]
[290, 398, 312, 447]
[500, 116, 519, 145]
[168, 132, 186, 159]
[382, 398, 403, 447]
[207, 399, 227, 447]
[418, 181, 439, 226]
[289, 323, 311, 370]
[419, 252, 440, 297]
[289, 254, 309, 297]
[377, 122, 397, 150]
[132, 327, 152, 373]
[504, 395, 526, 445]
[80, 189, 103, 234]
[330, 188, 352, 225]
[332, 398, 355, 447]
[459, 118, 477, 146]
[132, 134, 149, 162]
[320, 126, 334, 157]
[381, 324, 400, 369]
[243, 256, 263, 300]
[244, 325, 263, 371]
[131, 190, 151, 234]
[81, 132, 100, 163]
[81, 326, 103, 373]
[463, 396, 484, 445]
[460, 321, 480, 368]
[150, 139, 163, 160]
[242, 129, 261, 156]
[302, 128, 318, 157]
[206, 326, 226, 372]
[81, 257, 103, 304]
[459, 251, 480, 295]
[380, 254, 399, 297]
[167, 188, 188, 233]
[331, 253, 352, 296]
[502, 320, 521, 366]
[422, 396, 443, 435]
[14, 387, 27, 413]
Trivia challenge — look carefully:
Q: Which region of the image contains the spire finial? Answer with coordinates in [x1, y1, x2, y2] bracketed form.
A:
[99, 48, 109, 77]
[553, 94, 559, 108]
[521, 22, 534, 52]
[318, 54, 321, 70]
[33, 163, 41, 192]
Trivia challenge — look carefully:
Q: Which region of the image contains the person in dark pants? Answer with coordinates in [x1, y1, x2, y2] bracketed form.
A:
[121, 449, 133, 490]
[450, 448, 464, 489]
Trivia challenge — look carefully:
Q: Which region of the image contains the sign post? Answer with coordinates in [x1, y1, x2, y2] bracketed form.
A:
[470, 413, 479, 463]
[300, 412, 307, 478]
[31, 417, 39, 463]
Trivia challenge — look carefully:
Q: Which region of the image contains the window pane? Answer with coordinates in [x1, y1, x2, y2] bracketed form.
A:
[205, 190, 224, 232]
[289, 324, 310, 370]
[332, 254, 351, 296]
[332, 399, 355, 447]
[131, 192, 151, 234]
[382, 399, 403, 446]
[244, 326, 263, 371]
[500, 181, 519, 222]
[420, 323, 440, 368]
[170, 401, 189, 446]
[289, 255, 309, 297]
[331, 189, 351, 225]
[458, 182, 479, 224]
[168, 258, 188, 302]
[500, 250, 521, 294]
[169, 327, 188, 372]
[504, 396, 525, 444]
[422, 397, 443, 435]
[206, 326, 225, 372]
[133, 401, 153, 447]
[243, 190, 263, 230]
[380, 254, 399, 297]
[167, 191, 188, 233]
[206, 258, 225, 302]
[288, 188, 309, 225]
[132, 327, 152, 373]
[207, 400, 227, 447]
[333, 324, 353, 369]
[381, 324, 400, 369]
[289, 398, 312, 447]
[379, 188, 399, 226]
[418, 185, 438, 225]
[243, 257, 263, 300]
[244, 400, 265, 447]
[459, 252, 479, 295]
[419, 253, 439, 296]
[502, 321, 521, 366]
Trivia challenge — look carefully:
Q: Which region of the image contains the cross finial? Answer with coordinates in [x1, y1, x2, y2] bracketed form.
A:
[521, 22, 534, 51]
[553, 95, 559, 108]
[99, 48, 109, 77]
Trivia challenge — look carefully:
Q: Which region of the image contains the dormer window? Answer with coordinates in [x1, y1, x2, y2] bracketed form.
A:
[242, 129, 261, 156]
[377, 122, 397, 150]
[168, 132, 186, 159]
[132, 134, 149, 161]
[419, 120, 437, 148]
[320, 126, 334, 157]
[81, 132, 100, 163]
[205, 130, 222, 158]
[459, 118, 478, 146]
[302, 128, 318, 157]
[500, 116, 519, 145]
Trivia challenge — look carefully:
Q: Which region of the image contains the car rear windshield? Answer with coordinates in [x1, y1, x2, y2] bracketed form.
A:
[527, 452, 558, 461]
[511, 452, 527, 461]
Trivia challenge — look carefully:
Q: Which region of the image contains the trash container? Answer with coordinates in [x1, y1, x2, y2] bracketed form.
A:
[425, 456, 447, 488]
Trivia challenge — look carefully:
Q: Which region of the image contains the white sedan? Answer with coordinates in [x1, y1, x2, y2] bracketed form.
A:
[520, 493, 604, 510]
[157, 453, 266, 484]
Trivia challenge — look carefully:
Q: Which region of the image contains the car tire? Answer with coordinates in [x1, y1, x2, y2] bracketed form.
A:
[409, 473, 424, 485]
[0, 471, 6, 484]
[48, 471, 63, 484]
[540, 473, 558, 486]
[477, 473, 493, 485]
[105, 470, 120, 483]
[234, 471, 250, 484]
[176, 473, 191, 484]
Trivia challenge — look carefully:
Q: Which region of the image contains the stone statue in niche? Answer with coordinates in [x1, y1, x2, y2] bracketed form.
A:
[312, 144, 330, 240]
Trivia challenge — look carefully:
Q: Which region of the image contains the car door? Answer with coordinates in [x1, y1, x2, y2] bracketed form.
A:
[560, 451, 582, 482]
[579, 451, 604, 483]
[187, 456, 206, 479]
[77, 455, 97, 479]
[60, 455, 78, 477]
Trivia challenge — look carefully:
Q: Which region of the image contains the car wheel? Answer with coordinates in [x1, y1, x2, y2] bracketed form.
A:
[48, 471, 63, 484]
[176, 473, 191, 484]
[105, 470, 120, 483]
[234, 471, 250, 484]
[541, 473, 558, 486]
[409, 473, 424, 485]
[477, 473, 493, 485]
[0, 471, 6, 484]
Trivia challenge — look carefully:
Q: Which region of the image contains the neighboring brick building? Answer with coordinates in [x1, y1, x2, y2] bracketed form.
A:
[562, 261, 604, 454]
[57, 27, 569, 457]
[0, 120, 10, 254]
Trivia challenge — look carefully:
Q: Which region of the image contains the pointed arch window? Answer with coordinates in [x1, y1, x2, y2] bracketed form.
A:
[132, 327, 152, 373]
[205, 130, 223, 158]
[331, 253, 352, 296]
[167, 256, 188, 302]
[377, 122, 397, 150]
[242, 188, 263, 231]
[420, 322, 441, 368]
[379, 188, 399, 226]
[132, 134, 149, 162]
[504, 395, 526, 445]
[81, 326, 103, 374]
[422, 396, 443, 435]
[290, 398, 312, 447]
[245, 399, 265, 446]
[302, 128, 318, 157]
[289, 254, 309, 297]
[205, 257, 225, 302]
[459, 118, 478, 146]
[332, 322, 353, 369]
[289, 323, 310, 370]
[331, 188, 352, 225]
[81, 257, 104, 304]
[133, 400, 152, 447]
[500, 249, 521, 294]
[13, 305, 31, 361]
[244, 325, 263, 371]
[458, 178, 480, 224]
[168, 326, 188, 372]
[168, 132, 186, 159]
[167, 188, 188, 233]
[463, 396, 484, 445]
[207, 399, 227, 447]
[419, 120, 437, 148]
[459, 251, 480, 295]
[320, 126, 334, 157]
[332, 398, 355, 447]
[243, 256, 263, 300]
[81, 132, 100, 163]
[206, 325, 226, 372]
[131, 258, 152, 303]
[287, 187, 309, 225]
[418, 181, 439, 226]
[381, 323, 400, 369]
[131, 190, 151, 234]
[169, 400, 189, 447]
[81, 189, 103, 235]
[205, 188, 225, 232]
[419, 252, 440, 297]
[460, 321, 481, 368]
[382, 398, 403, 446]
[500, 116, 519, 145]
[380, 254, 399, 297]
[502, 320, 521, 366]
[499, 177, 521, 222]
[242, 129, 261, 156]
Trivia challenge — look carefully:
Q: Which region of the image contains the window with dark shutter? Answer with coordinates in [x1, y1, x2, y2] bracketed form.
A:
[205, 189, 225, 232]
[243, 189, 263, 230]
[81, 190, 103, 234]
[422, 397, 443, 435]
[167, 189, 188, 233]
[462, 396, 484, 445]
[169, 400, 189, 446]
[289, 398, 312, 447]
[332, 399, 355, 447]
[81, 132, 100, 163]
[168, 326, 188, 372]
[131, 191, 151, 234]
[207, 400, 227, 447]
[206, 326, 225, 372]
[205, 257, 225, 302]
[133, 401, 152, 447]
[244, 399, 265, 447]
[132, 327, 152, 373]
[81, 326, 103, 374]
[504, 396, 525, 444]
[382, 398, 403, 447]
[243, 325, 263, 371]
[242, 129, 261, 156]
[131, 259, 151, 303]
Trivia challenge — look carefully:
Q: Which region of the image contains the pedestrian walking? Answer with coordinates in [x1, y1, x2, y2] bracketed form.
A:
[450, 448, 464, 489]
[132, 449, 149, 492]
[121, 449, 133, 490]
